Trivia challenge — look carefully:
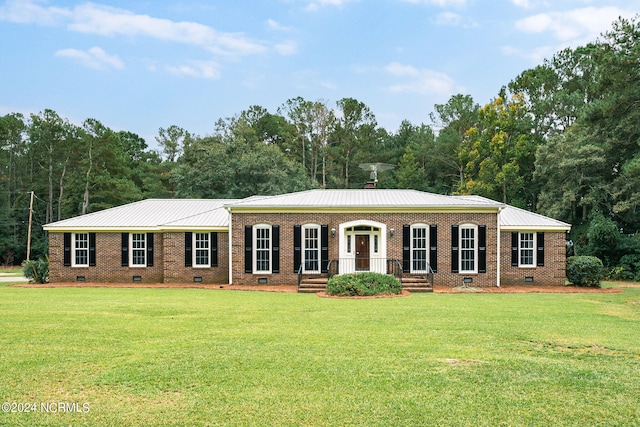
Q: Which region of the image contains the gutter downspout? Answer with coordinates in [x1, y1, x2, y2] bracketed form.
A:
[496, 206, 503, 288]
[226, 207, 233, 285]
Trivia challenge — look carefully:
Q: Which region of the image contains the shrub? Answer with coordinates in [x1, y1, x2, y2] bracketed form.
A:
[23, 257, 49, 284]
[566, 256, 603, 287]
[326, 272, 402, 296]
[617, 254, 640, 281]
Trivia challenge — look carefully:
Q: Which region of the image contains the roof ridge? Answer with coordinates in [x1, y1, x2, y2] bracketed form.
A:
[161, 205, 230, 225]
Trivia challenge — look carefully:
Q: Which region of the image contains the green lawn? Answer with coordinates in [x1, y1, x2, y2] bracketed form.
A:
[0, 285, 639, 426]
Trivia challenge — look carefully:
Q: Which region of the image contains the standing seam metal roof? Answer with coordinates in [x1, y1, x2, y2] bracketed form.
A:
[43, 191, 570, 231]
[225, 189, 504, 208]
[44, 199, 237, 229]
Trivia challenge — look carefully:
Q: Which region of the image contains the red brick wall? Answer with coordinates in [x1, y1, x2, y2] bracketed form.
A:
[49, 231, 229, 284]
[163, 232, 229, 284]
[49, 232, 164, 283]
[500, 231, 567, 286]
[230, 211, 501, 287]
[48, 221, 568, 287]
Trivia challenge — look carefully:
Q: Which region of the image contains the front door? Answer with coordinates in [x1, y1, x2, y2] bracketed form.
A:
[355, 235, 370, 271]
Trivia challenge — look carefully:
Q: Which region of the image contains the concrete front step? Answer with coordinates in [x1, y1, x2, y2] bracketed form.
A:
[403, 286, 434, 293]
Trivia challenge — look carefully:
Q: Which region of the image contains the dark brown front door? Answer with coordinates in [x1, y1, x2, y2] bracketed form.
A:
[355, 235, 370, 270]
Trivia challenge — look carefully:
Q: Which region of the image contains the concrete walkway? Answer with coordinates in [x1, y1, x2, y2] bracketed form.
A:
[0, 273, 29, 282]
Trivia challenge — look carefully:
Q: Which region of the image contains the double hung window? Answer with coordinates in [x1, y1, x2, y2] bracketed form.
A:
[194, 233, 210, 267]
[519, 232, 535, 267]
[73, 233, 89, 267]
[254, 225, 271, 273]
[131, 233, 146, 267]
[460, 225, 477, 273]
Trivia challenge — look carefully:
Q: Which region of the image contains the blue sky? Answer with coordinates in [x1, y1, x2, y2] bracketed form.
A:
[1, 0, 638, 146]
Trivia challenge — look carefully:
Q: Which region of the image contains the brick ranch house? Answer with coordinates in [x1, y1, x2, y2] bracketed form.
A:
[43, 189, 571, 291]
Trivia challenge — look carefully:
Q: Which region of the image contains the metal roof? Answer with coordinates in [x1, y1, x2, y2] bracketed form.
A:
[43, 191, 571, 232]
[43, 199, 237, 230]
[499, 205, 571, 231]
[226, 189, 504, 209]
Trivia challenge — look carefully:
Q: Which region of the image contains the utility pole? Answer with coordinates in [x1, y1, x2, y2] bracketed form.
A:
[26, 191, 34, 261]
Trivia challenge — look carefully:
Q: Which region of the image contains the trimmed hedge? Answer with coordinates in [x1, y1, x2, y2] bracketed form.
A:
[326, 272, 402, 296]
[566, 256, 603, 287]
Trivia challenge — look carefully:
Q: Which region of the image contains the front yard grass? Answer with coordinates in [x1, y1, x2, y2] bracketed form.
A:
[0, 285, 639, 426]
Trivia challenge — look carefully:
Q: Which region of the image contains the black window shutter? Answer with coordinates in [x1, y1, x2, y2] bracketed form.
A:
[63, 233, 71, 266]
[211, 232, 218, 267]
[478, 225, 487, 273]
[121, 233, 129, 267]
[429, 225, 438, 273]
[511, 232, 519, 266]
[89, 232, 96, 266]
[402, 225, 410, 273]
[293, 225, 301, 273]
[244, 226, 252, 273]
[451, 225, 459, 273]
[321, 225, 329, 273]
[537, 232, 545, 266]
[272, 225, 280, 273]
[146, 233, 154, 267]
[185, 232, 192, 267]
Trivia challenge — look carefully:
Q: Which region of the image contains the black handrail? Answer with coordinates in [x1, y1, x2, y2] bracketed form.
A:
[296, 263, 303, 290]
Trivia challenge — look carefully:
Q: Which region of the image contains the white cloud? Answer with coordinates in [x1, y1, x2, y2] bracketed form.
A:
[1, 0, 267, 57]
[501, 44, 555, 64]
[436, 11, 462, 25]
[165, 61, 221, 79]
[512, 0, 532, 8]
[385, 62, 456, 95]
[434, 11, 478, 27]
[69, 3, 266, 56]
[305, 0, 355, 12]
[515, 7, 634, 42]
[320, 81, 337, 90]
[386, 62, 420, 77]
[55, 46, 124, 70]
[274, 40, 298, 56]
[267, 18, 290, 31]
[399, 0, 468, 7]
[0, 0, 70, 24]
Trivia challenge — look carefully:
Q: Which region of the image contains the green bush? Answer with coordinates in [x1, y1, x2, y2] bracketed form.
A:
[326, 272, 402, 296]
[566, 256, 603, 287]
[23, 257, 49, 284]
[616, 254, 640, 281]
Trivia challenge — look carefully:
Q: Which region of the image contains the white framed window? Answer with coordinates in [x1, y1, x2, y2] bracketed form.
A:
[254, 225, 271, 273]
[411, 224, 429, 273]
[303, 225, 320, 273]
[460, 224, 477, 273]
[519, 232, 535, 267]
[346, 235, 352, 253]
[73, 233, 89, 267]
[130, 233, 146, 267]
[194, 232, 210, 268]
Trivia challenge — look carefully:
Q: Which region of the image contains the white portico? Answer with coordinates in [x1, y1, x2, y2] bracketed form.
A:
[338, 219, 387, 275]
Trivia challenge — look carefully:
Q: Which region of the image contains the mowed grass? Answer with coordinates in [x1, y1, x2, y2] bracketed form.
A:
[0, 285, 639, 426]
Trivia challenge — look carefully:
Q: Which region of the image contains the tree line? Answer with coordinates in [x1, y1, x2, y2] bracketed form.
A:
[2, 16, 640, 278]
